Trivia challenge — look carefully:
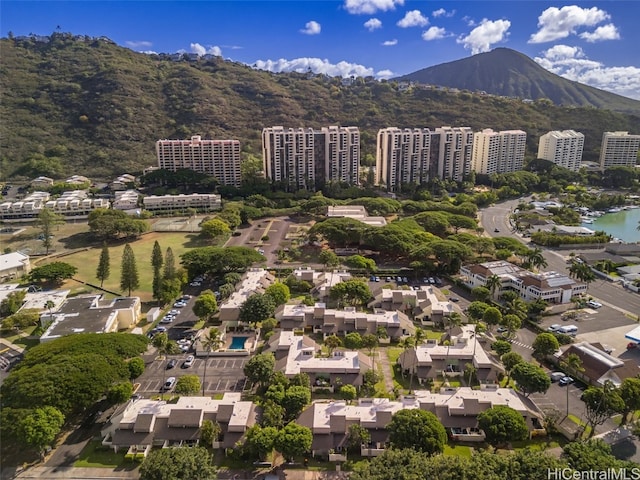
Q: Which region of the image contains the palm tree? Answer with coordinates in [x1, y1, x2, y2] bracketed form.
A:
[561, 353, 584, 416]
[443, 312, 463, 383]
[44, 300, 55, 319]
[153, 333, 178, 400]
[200, 327, 223, 396]
[503, 298, 528, 321]
[568, 262, 596, 290]
[485, 274, 501, 300]
[526, 248, 548, 272]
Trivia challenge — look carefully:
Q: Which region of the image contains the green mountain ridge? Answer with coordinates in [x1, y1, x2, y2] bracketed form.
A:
[395, 48, 640, 116]
[1, 34, 639, 181]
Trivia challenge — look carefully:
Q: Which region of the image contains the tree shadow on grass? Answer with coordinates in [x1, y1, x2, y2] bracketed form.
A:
[58, 232, 101, 250]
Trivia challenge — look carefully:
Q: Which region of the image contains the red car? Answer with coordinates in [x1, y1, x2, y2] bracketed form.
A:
[627, 342, 637, 350]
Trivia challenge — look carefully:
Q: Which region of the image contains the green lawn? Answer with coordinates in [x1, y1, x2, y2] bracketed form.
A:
[511, 435, 567, 451]
[51, 231, 211, 302]
[74, 440, 128, 468]
[444, 443, 473, 457]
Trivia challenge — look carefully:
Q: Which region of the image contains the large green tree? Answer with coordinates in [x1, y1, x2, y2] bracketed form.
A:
[96, 243, 110, 287]
[477, 405, 530, 450]
[282, 386, 311, 421]
[329, 279, 371, 307]
[88, 208, 148, 240]
[36, 207, 64, 254]
[275, 422, 313, 461]
[387, 409, 447, 455]
[175, 375, 201, 395]
[511, 362, 551, 396]
[618, 377, 640, 424]
[242, 425, 278, 460]
[192, 290, 218, 321]
[30, 262, 77, 284]
[120, 243, 139, 296]
[532, 333, 560, 357]
[139, 447, 217, 480]
[200, 218, 231, 239]
[239, 294, 275, 324]
[180, 246, 264, 277]
[18, 406, 65, 459]
[582, 382, 625, 437]
[264, 282, 290, 306]
[243, 353, 275, 391]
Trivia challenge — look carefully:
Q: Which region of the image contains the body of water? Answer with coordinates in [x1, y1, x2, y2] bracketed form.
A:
[581, 208, 640, 243]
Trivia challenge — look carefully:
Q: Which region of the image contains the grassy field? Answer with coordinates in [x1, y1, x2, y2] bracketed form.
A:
[41, 231, 214, 303]
[73, 440, 129, 468]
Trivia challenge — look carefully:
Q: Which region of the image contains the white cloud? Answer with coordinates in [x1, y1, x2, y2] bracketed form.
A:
[300, 21, 321, 35]
[529, 5, 611, 43]
[376, 69, 394, 79]
[579, 24, 620, 43]
[397, 10, 429, 28]
[364, 18, 383, 31]
[140, 50, 158, 55]
[222, 45, 243, 50]
[457, 18, 511, 54]
[422, 26, 447, 41]
[463, 16, 476, 27]
[253, 57, 392, 79]
[190, 43, 222, 56]
[344, 0, 404, 15]
[382, 39, 398, 46]
[535, 44, 640, 100]
[125, 40, 152, 48]
[432, 8, 455, 18]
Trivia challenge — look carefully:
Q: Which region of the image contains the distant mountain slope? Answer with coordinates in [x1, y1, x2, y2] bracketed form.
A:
[1, 35, 639, 180]
[395, 48, 640, 115]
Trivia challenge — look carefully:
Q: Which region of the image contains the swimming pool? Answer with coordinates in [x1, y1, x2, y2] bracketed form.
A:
[229, 336, 248, 350]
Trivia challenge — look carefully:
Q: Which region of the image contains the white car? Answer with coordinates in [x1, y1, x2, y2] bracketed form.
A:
[587, 300, 602, 309]
[162, 377, 176, 391]
[182, 355, 195, 368]
[547, 324, 562, 332]
[189, 282, 202, 287]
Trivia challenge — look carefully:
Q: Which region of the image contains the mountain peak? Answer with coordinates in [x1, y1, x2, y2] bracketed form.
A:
[395, 49, 640, 114]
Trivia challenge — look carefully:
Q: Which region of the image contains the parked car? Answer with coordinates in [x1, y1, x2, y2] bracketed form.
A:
[183, 355, 195, 368]
[162, 377, 176, 391]
[547, 324, 562, 332]
[402, 277, 409, 283]
[496, 326, 508, 333]
[550, 372, 566, 382]
[173, 301, 187, 308]
[190, 281, 202, 287]
[587, 300, 602, 309]
[166, 359, 177, 369]
[160, 317, 174, 324]
[559, 376, 574, 386]
[494, 228, 500, 233]
[428, 277, 435, 285]
[449, 297, 460, 302]
[627, 342, 637, 350]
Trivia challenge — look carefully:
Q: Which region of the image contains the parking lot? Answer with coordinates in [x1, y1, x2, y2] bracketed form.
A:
[0, 341, 23, 384]
[136, 355, 247, 396]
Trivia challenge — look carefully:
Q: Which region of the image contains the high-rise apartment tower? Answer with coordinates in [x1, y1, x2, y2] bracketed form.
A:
[537, 130, 584, 172]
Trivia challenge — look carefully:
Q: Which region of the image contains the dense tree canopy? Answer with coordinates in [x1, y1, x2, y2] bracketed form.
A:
[477, 405, 529, 449]
[1, 333, 147, 414]
[239, 293, 276, 324]
[387, 409, 447, 455]
[180, 246, 264, 277]
[30, 262, 77, 284]
[512, 362, 551, 397]
[88, 208, 149, 240]
[243, 352, 275, 390]
[139, 447, 217, 480]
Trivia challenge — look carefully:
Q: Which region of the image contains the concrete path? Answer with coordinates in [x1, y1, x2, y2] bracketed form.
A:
[13, 467, 139, 480]
[376, 349, 395, 394]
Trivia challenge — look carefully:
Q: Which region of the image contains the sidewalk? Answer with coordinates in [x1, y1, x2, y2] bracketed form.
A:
[376, 349, 395, 394]
[13, 467, 139, 480]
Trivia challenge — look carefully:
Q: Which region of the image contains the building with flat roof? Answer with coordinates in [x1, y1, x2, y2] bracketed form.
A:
[0, 252, 31, 281]
[599, 131, 640, 171]
[297, 386, 543, 456]
[460, 260, 587, 304]
[436, 126, 474, 182]
[101, 392, 257, 457]
[277, 303, 415, 340]
[291, 267, 352, 298]
[472, 129, 527, 175]
[537, 130, 584, 172]
[40, 294, 141, 342]
[219, 268, 275, 322]
[262, 126, 360, 190]
[142, 193, 221, 212]
[266, 331, 373, 388]
[326, 205, 387, 227]
[368, 285, 455, 325]
[30, 176, 54, 189]
[556, 342, 640, 387]
[398, 325, 502, 383]
[156, 135, 241, 186]
[112, 190, 140, 211]
[375, 127, 439, 191]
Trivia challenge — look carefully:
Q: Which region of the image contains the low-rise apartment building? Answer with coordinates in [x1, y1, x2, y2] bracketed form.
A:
[266, 331, 373, 388]
[326, 205, 387, 227]
[142, 193, 222, 212]
[297, 386, 543, 456]
[0, 191, 108, 221]
[398, 325, 502, 383]
[291, 267, 352, 298]
[39, 294, 141, 342]
[101, 393, 256, 457]
[277, 303, 415, 340]
[368, 286, 454, 325]
[219, 268, 276, 322]
[0, 252, 31, 281]
[112, 190, 140, 211]
[460, 260, 587, 304]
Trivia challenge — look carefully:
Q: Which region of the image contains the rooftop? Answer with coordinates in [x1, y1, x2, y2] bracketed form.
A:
[220, 268, 274, 310]
[327, 205, 387, 227]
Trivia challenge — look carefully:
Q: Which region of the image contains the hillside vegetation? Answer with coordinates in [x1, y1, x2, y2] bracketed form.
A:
[1, 33, 639, 181]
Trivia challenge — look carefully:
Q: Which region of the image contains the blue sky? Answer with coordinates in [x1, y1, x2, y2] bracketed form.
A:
[2, 1, 639, 99]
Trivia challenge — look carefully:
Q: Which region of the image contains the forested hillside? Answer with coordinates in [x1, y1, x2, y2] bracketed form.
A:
[1, 33, 638, 181]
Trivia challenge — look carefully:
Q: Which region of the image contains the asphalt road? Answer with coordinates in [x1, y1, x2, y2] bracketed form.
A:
[480, 199, 640, 319]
